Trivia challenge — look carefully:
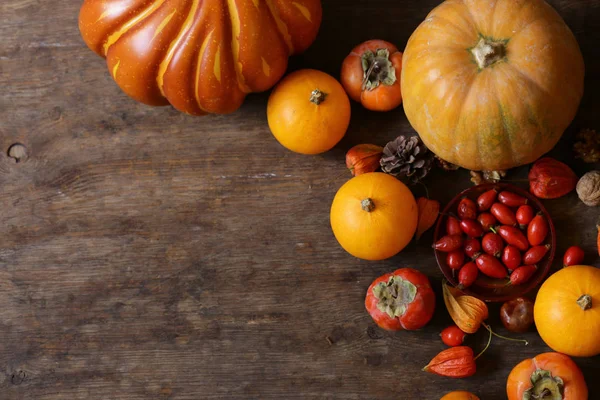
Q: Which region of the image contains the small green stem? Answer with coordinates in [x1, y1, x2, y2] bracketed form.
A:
[475, 325, 493, 360]
[483, 323, 529, 346]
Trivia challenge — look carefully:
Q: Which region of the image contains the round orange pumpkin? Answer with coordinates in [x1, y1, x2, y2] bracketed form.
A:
[267, 69, 351, 155]
[330, 173, 418, 260]
[534, 265, 600, 357]
[440, 391, 480, 400]
[402, 0, 585, 171]
[507, 352, 588, 400]
[79, 0, 322, 115]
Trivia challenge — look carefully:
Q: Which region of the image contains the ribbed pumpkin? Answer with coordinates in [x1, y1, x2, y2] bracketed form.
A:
[402, 0, 585, 171]
[79, 0, 322, 115]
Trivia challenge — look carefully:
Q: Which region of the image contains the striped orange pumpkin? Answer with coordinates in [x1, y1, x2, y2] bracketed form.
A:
[79, 0, 322, 115]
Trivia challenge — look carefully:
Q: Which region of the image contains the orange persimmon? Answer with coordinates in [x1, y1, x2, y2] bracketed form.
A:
[341, 40, 403, 111]
[507, 352, 588, 400]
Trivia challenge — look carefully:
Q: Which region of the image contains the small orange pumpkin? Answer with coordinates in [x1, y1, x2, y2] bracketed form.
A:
[440, 391, 480, 400]
[507, 352, 588, 400]
[402, 0, 585, 171]
[534, 265, 600, 357]
[79, 0, 322, 115]
[330, 172, 418, 260]
[267, 69, 351, 155]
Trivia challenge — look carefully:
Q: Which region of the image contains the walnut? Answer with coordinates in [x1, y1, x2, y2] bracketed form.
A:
[470, 170, 506, 185]
[576, 171, 600, 207]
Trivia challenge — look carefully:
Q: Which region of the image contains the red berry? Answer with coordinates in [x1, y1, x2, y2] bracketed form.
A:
[440, 325, 467, 347]
[516, 205, 535, 228]
[502, 245, 522, 271]
[446, 216, 462, 236]
[482, 232, 504, 257]
[477, 213, 497, 231]
[433, 235, 464, 252]
[527, 214, 549, 246]
[447, 250, 466, 270]
[457, 198, 477, 220]
[458, 262, 478, 289]
[498, 191, 528, 207]
[477, 189, 497, 211]
[460, 219, 484, 238]
[523, 245, 551, 265]
[491, 203, 517, 226]
[510, 265, 538, 286]
[563, 246, 585, 267]
[476, 254, 508, 279]
[464, 238, 482, 260]
[497, 226, 529, 251]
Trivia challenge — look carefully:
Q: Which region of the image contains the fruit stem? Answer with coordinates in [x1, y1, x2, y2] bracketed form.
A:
[471, 37, 506, 69]
[475, 326, 492, 360]
[310, 89, 327, 105]
[482, 323, 529, 346]
[361, 198, 376, 212]
[577, 294, 592, 311]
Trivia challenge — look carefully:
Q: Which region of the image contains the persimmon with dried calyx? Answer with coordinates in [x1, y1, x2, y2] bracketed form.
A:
[507, 352, 588, 400]
[268, 69, 351, 155]
[365, 268, 435, 331]
[330, 173, 418, 260]
[341, 40, 403, 111]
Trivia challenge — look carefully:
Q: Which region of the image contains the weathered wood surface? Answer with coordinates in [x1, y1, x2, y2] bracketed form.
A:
[1, 0, 599, 398]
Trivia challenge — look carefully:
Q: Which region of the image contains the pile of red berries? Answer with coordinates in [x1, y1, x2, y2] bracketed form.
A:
[434, 189, 551, 289]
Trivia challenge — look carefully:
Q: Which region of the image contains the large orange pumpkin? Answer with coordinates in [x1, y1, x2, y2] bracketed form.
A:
[79, 0, 322, 115]
[330, 173, 418, 260]
[534, 265, 600, 357]
[402, 0, 585, 171]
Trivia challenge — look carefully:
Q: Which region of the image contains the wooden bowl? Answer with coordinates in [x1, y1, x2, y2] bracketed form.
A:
[434, 183, 556, 302]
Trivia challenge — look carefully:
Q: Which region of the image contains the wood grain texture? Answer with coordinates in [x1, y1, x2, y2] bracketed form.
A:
[1, 0, 599, 399]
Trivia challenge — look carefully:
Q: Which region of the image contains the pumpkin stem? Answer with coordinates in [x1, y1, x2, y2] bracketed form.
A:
[360, 48, 397, 91]
[577, 294, 592, 311]
[471, 37, 506, 69]
[361, 198, 376, 212]
[309, 89, 327, 105]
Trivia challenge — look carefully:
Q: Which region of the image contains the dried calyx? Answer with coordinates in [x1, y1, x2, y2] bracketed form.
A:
[523, 369, 564, 400]
[372, 276, 417, 318]
[361, 49, 396, 91]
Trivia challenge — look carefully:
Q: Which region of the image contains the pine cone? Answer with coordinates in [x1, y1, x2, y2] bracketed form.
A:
[380, 135, 434, 183]
[574, 129, 600, 163]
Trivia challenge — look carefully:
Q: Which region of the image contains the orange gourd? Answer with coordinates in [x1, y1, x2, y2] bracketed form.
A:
[534, 265, 600, 357]
[440, 392, 480, 400]
[507, 352, 588, 400]
[330, 173, 418, 260]
[79, 0, 322, 115]
[402, 0, 585, 171]
[267, 69, 351, 154]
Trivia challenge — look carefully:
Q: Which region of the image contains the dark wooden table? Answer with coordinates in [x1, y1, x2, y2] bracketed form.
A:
[1, 0, 599, 398]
